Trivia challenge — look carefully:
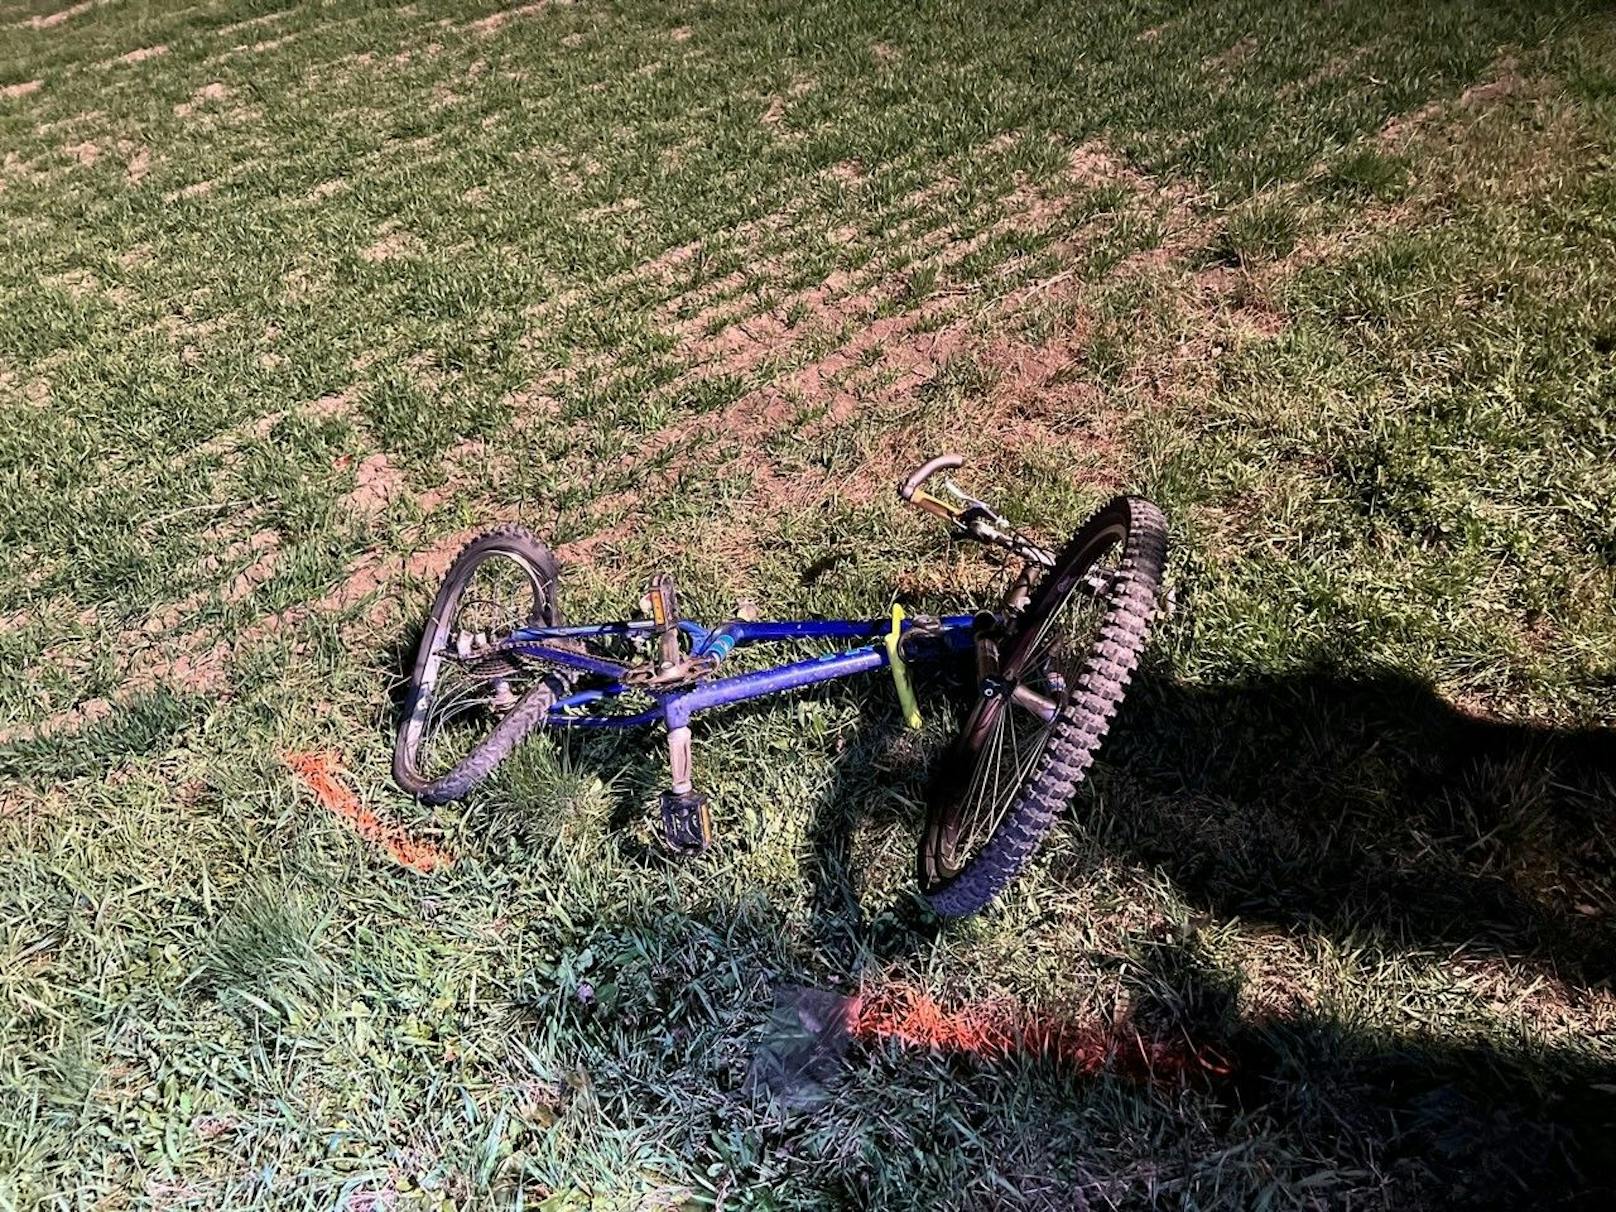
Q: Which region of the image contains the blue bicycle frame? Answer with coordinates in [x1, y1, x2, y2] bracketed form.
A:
[394, 453, 1107, 858]
[502, 614, 981, 732]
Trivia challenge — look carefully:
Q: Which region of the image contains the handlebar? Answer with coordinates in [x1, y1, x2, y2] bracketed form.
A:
[899, 453, 964, 502]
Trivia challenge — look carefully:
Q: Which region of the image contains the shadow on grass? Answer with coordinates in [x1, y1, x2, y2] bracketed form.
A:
[801, 663, 1616, 1206]
[1104, 665, 1616, 987]
[1121, 932, 1614, 1208]
[802, 669, 957, 971]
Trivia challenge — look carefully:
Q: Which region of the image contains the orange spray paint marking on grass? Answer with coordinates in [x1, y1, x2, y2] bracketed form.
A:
[284, 750, 454, 874]
[850, 986, 1230, 1084]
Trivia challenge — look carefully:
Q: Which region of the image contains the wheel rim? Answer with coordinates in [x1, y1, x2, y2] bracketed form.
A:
[923, 520, 1128, 885]
[403, 551, 552, 784]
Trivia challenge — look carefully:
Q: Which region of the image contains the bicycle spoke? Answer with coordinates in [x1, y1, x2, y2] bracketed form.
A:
[1016, 551, 1117, 678]
[920, 500, 1166, 913]
[959, 709, 1011, 858]
[990, 707, 1054, 842]
[961, 715, 999, 829]
[957, 718, 994, 842]
[947, 581, 1092, 871]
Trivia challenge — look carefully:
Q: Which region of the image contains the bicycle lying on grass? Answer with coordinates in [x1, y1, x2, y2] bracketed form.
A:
[393, 456, 1168, 917]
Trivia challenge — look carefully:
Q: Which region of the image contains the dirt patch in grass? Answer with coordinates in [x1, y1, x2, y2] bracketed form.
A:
[123, 142, 151, 184]
[27, 0, 94, 30]
[17, 514, 472, 743]
[0, 697, 114, 744]
[555, 514, 640, 567]
[652, 172, 1061, 361]
[239, 34, 298, 55]
[216, 10, 288, 37]
[1280, 68, 1565, 277]
[1279, 46, 1371, 99]
[1380, 56, 1526, 144]
[309, 386, 359, 420]
[1205, 34, 1257, 72]
[1459, 56, 1525, 106]
[1067, 139, 1159, 193]
[1, 626, 232, 744]
[303, 177, 347, 202]
[36, 424, 538, 724]
[2, 79, 43, 99]
[826, 159, 863, 185]
[360, 226, 418, 262]
[662, 139, 1189, 392]
[464, 1, 563, 37]
[110, 44, 167, 65]
[166, 179, 216, 203]
[343, 453, 410, 517]
[213, 529, 282, 604]
[174, 82, 232, 119]
[44, 268, 98, 298]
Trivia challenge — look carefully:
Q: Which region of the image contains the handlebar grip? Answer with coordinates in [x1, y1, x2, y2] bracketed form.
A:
[899, 453, 964, 501]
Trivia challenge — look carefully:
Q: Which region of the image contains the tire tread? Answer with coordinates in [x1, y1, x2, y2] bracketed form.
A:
[922, 497, 1168, 918]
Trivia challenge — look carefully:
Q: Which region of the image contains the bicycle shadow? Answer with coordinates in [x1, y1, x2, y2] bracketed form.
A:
[801, 665, 958, 970]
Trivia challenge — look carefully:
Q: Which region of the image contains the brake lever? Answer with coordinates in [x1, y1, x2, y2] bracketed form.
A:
[898, 455, 1056, 566]
[944, 484, 1058, 567]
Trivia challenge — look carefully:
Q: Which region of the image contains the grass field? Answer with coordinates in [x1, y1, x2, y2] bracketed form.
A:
[3, 0, 1616, 1206]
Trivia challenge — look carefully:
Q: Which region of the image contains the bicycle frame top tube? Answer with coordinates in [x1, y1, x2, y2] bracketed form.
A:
[505, 613, 980, 731]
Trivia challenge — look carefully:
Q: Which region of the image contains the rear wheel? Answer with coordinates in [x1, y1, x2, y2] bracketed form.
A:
[917, 496, 1168, 918]
[393, 527, 563, 803]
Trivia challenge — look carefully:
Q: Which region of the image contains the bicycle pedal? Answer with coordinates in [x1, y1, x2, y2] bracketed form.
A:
[659, 789, 712, 854]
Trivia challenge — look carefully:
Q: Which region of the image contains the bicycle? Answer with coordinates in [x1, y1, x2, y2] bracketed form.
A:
[393, 455, 1168, 917]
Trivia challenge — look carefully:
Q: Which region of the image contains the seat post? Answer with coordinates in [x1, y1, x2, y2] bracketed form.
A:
[643, 572, 682, 672]
[659, 720, 711, 853]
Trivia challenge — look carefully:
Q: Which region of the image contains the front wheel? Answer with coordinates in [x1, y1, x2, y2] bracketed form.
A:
[917, 495, 1168, 918]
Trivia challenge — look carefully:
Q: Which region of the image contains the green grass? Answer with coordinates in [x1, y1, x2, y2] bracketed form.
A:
[3, 0, 1615, 1207]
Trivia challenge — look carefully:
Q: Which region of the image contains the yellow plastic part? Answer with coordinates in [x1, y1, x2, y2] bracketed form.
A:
[909, 489, 961, 522]
[885, 604, 923, 730]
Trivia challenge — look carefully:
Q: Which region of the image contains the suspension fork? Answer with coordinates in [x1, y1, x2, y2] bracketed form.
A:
[1000, 559, 1042, 613]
